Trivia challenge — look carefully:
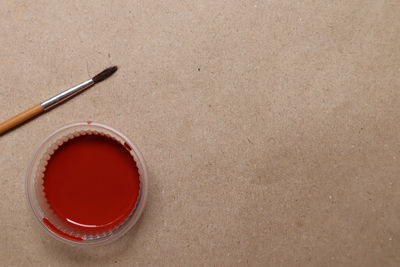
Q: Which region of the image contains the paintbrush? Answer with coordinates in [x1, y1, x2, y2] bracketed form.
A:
[0, 66, 118, 135]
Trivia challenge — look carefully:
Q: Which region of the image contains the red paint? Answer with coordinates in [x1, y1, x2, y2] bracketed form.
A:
[42, 218, 83, 241]
[43, 134, 140, 234]
[124, 142, 132, 151]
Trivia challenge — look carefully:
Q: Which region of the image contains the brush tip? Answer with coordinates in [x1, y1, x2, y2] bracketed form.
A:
[92, 66, 118, 83]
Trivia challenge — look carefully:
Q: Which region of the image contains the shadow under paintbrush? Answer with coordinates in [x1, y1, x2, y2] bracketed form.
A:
[1, 66, 118, 137]
[0, 86, 93, 137]
[0, 111, 45, 137]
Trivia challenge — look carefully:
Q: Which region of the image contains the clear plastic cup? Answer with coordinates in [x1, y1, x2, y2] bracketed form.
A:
[25, 122, 148, 246]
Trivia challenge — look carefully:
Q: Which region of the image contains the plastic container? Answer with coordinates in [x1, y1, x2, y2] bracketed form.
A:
[25, 122, 148, 246]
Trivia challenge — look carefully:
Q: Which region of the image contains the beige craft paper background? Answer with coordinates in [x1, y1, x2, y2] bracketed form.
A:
[0, 1, 400, 266]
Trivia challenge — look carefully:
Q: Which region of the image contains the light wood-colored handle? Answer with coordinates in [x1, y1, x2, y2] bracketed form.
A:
[0, 104, 44, 135]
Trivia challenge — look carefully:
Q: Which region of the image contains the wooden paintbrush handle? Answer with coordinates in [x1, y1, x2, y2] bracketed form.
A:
[0, 104, 44, 135]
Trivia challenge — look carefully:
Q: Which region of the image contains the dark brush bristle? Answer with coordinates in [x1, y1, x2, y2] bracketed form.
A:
[92, 66, 118, 83]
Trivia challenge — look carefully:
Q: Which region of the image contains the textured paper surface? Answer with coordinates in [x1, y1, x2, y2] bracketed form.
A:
[1, 1, 400, 266]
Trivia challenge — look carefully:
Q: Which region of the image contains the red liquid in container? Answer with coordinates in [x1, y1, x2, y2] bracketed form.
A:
[42, 134, 140, 233]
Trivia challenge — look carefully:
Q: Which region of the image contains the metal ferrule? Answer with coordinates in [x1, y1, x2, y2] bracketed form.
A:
[41, 79, 94, 110]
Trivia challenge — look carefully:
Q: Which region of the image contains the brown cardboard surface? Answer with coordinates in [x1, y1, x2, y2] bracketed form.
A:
[1, 1, 400, 266]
